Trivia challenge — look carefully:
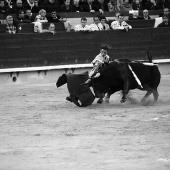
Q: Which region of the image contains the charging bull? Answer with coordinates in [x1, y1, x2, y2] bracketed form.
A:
[84, 59, 161, 104]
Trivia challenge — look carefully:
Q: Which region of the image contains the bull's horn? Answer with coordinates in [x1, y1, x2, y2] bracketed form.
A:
[80, 79, 91, 85]
[94, 73, 100, 78]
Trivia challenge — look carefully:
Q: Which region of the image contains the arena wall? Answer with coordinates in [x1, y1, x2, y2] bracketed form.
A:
[0, 27, 170, 69]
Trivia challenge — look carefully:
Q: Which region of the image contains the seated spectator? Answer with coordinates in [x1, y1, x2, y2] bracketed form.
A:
[98, 15, 110, 30]
[97, 0, 109, 12]
[154, 0, 164, 10]
[159, 8, 170, 18]
[15, 9, 25, 23]
[128, 11, 141, 20]
[6, 15, 16, 34]
[0, 0, 8, 14]
[23, 0, 35, 10]
[40, 0, 59, 13]
[143, 0, 155, 10]
[11, 0, 24, 14]
[111, 13, 132, 31]
[120, 0, 132, 11]
[108, 0, 121, 12]
[89, 15, 101, 31]
[23, 8, 35, 23]
[72, 0, 83, 12]
[140, 9, 151, 20]
[132, 0, 143, 10]
[82, 0, 104, 14]
[74, 17, 90, 31]
[60, 0, 72, 12]
[157, 15, 170, 27]
[5, 0, 13, 10]
[31, 0, 40, 13]
[34, 9, 48, 23]
[47, 10, 66, 22]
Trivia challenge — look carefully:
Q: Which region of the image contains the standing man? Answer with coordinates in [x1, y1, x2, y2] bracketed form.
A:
[74, 17, 90, 31]
[111, 13, 132, 31]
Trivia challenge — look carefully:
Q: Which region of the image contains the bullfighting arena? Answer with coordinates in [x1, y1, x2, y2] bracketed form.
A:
[0, 70, 170, 170]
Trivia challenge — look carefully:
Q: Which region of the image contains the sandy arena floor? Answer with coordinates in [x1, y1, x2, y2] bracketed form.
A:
[0, 74, 170, 170]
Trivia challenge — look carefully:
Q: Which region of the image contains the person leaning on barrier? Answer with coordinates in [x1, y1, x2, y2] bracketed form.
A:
[89, 15, 101, 31]
[41, 23, 56, 34]
[98, 15, 110, 30]
[6, 15, 16, 34]
[74, 17, 90, 32]
[157, 15, 170, 27]
[111, 13, 132, 31]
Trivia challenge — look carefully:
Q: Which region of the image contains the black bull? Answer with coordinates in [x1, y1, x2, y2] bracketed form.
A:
[87, 61, 161, 104]
[56, 61, 161, 106]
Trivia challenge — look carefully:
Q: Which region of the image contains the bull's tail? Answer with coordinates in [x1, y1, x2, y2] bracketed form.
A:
[146, 50, 153, 63]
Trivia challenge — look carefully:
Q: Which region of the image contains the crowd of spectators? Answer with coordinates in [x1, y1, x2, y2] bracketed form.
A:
[73, 13, 132, 31]
[0, 0, 170, 16]
[1, 0, 170, 34]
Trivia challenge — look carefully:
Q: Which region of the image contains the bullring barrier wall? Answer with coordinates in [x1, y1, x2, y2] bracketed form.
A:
[0, 27, 170, 69]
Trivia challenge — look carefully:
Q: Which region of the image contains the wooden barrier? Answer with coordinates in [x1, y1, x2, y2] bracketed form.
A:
[0, 27, 170, 69]
[16, 22, 65, 33]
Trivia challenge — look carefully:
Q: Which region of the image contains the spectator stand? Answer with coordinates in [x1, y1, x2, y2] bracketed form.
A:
[0, 10, 163, 31]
